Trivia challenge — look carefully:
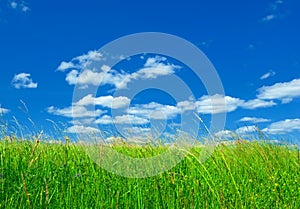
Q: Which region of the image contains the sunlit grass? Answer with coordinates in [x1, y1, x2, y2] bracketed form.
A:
[0, 137, 299, 208]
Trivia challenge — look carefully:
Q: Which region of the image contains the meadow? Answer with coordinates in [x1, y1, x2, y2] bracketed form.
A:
[0, 135, 299, 208]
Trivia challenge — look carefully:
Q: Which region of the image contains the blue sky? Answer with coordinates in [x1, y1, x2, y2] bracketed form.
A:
[0, 0, 300, 142]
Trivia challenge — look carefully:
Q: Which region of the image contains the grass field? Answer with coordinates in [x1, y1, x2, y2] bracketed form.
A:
[0, 137, 299, 208]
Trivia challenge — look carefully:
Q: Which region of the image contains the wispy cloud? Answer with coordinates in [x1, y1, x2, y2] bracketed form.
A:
[263, 118, 300, 134]
[239, 117, 271, 123]
[262, 14, 277, 22]
[47, 105, 106, 118]
[260, 70, 276, 80]
[10, 1, 30, 13]
[10, 2, 18, 9]
[261, 0, 285, 22]
[240, 99, 276, 109]
[257, 78, 300, 103]
[0, 106, 10, 114]
[95, 115, 149, 125]
[248, 44, 255, 50]
[65, 125, 100, 134]
[12, 73, 38, 89]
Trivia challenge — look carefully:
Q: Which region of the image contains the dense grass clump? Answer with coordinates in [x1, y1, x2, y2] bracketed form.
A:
[0, 138, 299, 208]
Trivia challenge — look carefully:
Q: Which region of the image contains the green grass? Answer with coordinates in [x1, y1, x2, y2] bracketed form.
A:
[0, 138, 299, 208]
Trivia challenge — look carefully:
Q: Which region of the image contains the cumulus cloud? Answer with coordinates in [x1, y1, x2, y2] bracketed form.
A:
[65, 125, 100, 134]
[214, 130, 233, 138]
[128, 102, 181, 120]
[239, 117, 271, 123]
[114, 115, 149, 125]
[57, 61, 76, 71]
[70, 118, 95, 126]
[263, 118, 300, 134]
[95, 115, 149, 125]
[196, 94, 244, 114]
[12, 73, 38, 89]
[241, 99, 276, 109]
[74, 94, 130, 109]
[260, 70, 276, 80]
[47, 105, 106, 118]
[122, 127, 151, 135]
[235, 125, 257, 134]
[56, 50, 103, 72]
[130, 56, 179, 80]
[65, 69, 102, 86]
[94, 115, 114, 125]
[178, 94, 276, 115]
[177, 100, 197, 111]
[57, 53, 179, 89]
[257, 78, 300, 103]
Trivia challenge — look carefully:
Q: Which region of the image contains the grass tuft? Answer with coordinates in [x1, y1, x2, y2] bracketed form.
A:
[0, 138, 299, 208]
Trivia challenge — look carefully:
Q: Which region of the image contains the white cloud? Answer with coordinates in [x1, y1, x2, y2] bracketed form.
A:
[148, 94, 276, 118]
[120, 127, 153, 140]
[130, 56, 179, 80]
[281, 98, 293, 104]
[76, 50, 103, 64]
[57, 54, 179, 89]
[239, 117, 271, 123]
[257, 78, 300, 103]
[74, 94, 130, 109]
[127, 102, 181, 120]
[10, 2, 18, 9]
[95, 114, 149, 125]
[115, 115, 149, 125]
[261, 0, 285, 22]
[66, 125, 100, 134]
[236, 125, 257, 134]
[122, 127, 151, 135]
[241, 99, 276, 109]
[112, 56, 179, 89]
[94, 115, 113, 125]
[121, 94, 277, 124]
[260, 70, 276, 80]
[12, 73, 38, 89]
[262, 14, 276, 22]
[10, 1, 30, 12]
[71, 118, 95, 125]
[263, 118, 300, 134]
[177, 100, 197, 111]
[56, 50, 103, 71]
[21, 5, 30, 12]
[214, 130, 233, 138]
[57, 61, 76, 72]
[47, 105, 106, 118]
[0, 106, 10, 114]
[196, 94, 244, 114]
[65, 69, 104, 86]
[131, 63, 175, 79]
